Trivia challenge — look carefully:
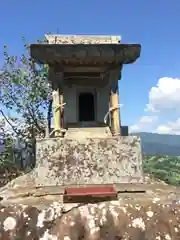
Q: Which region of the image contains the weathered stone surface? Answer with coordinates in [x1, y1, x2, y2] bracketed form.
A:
[0, 176, 179, 239]
[0, 136, 143, 188]
[0, 182, 179, 207]
[30, 43, 141, 65]
[0, 133, 178, 239]
[45, 34, 121, 44]
[0, 179, 179, 206]
[33, 136, 143, 186]
[0, 193, 179, 240]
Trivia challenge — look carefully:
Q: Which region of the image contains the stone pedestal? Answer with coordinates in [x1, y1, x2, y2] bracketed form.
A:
[33, 136, 143, 186]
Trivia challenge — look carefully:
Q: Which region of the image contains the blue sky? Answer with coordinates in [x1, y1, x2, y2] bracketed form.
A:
[1, 0, 180, 134]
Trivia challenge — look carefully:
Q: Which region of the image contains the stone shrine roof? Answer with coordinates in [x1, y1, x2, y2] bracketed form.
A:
[30, 34, 141, 66]
[45, 34, 121, 44]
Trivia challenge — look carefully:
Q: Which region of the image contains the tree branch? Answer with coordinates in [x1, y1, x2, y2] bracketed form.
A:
[0, 109, 20, 136]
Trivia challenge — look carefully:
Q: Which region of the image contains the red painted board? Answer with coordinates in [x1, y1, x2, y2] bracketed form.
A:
[64, 185, 117, 196]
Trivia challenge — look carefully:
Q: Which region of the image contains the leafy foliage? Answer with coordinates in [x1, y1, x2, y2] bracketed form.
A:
[0, 38, 52, 168]
[0, 135, 19, 168]
[143, 155, 180, 186]
[0, 39, 49, 133]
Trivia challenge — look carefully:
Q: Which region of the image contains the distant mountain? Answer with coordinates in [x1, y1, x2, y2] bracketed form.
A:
[132, 132, 180, 156]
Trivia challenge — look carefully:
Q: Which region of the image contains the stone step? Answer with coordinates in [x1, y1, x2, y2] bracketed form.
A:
[65, 127, 112, 138]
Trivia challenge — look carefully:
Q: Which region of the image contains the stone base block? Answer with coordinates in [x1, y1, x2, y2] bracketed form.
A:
[34, 136, 143, 186]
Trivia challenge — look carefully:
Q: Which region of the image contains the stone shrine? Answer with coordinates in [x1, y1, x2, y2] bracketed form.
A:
[0, 35, 179, 240]
[30, 35, 143, 186]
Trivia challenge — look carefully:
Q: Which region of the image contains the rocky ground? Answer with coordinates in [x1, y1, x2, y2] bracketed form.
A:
[0, 172, 179, 240]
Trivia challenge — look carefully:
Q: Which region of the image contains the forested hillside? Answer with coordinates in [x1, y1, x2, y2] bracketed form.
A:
[132, 132, 180, 156]
[143, 155, 180, 186]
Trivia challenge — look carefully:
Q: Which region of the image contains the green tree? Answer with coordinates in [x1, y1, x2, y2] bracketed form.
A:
[0, 38, 51, 168]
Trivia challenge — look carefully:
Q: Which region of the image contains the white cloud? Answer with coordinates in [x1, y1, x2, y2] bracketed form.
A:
[145, 77, 180, 112]
[129, 115, 158, 133]
[129, 124, 140, 132]
[156, 118, 180, 135]
[156, 125, 171, 134]
[139, 115, 158, 124]
[130, 77, 180, 134]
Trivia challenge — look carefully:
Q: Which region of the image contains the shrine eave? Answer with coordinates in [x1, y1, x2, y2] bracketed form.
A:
[30, 43, 141, 66]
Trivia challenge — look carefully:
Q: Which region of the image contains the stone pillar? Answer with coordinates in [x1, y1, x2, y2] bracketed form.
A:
[110, 79, 121, 135]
